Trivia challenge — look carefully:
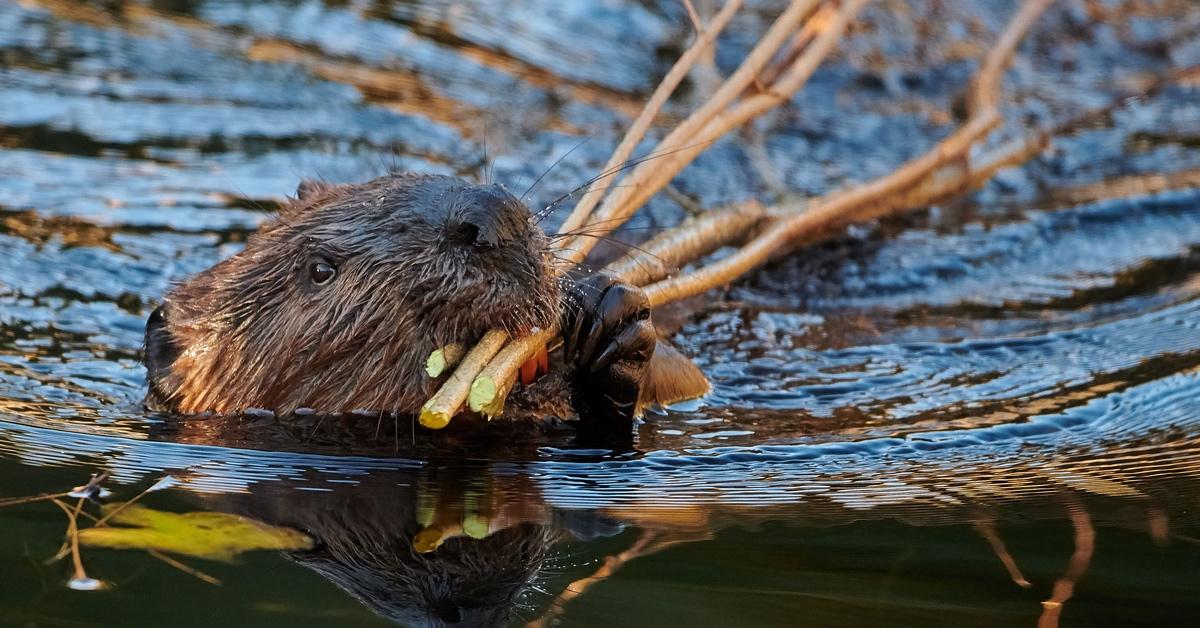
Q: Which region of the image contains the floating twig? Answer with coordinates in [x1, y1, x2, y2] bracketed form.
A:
[49, 497, 104, 591]
[147, 549, 222, 586]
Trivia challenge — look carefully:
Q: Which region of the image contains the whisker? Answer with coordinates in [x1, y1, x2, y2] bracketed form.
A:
[523, 134, 595, 200]
[553, 232, 672, 267]
[535, 184, 637, 225]
[539, 138, 721, 223]
[549, 219, 669, 236]
[482, 117, 490, 185]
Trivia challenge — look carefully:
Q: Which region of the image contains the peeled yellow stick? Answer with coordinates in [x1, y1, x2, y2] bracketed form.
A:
[466, 203, 764, 419]
[418, 330, 507, 428]
[603, 200, 766, 286]
[425, 344, 465, 378]
[469, 327, 555, 417]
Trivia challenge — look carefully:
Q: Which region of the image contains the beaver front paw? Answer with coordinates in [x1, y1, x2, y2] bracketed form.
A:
[561, 274, 656, 429]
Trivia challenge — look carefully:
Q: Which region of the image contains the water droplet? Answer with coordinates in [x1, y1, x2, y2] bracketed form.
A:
[67, 577, 106, 591]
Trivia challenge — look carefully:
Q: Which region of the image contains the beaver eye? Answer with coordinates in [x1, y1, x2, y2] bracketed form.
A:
[309, 261, 337, 285]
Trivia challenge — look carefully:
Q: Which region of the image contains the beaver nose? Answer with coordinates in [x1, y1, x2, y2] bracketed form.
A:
[449, 184, 528, 248]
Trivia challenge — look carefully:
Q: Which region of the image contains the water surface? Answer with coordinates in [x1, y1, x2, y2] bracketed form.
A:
[1, 1, 1200, 626]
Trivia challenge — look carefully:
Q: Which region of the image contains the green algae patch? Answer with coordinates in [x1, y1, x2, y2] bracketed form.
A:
[80, 504, 313, 561]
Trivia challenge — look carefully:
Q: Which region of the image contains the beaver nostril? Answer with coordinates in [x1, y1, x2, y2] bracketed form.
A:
[430, 598, 462, 623]
[451, 184, 527, 249]
[453, 222, 482, 247]
[451, 213, 506, 248]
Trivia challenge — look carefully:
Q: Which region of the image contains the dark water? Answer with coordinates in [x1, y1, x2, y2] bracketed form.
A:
[2, 0, 1200, 626]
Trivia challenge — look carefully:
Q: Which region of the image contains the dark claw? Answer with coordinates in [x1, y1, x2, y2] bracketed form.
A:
[563, 305, 585, 360]
[590, 336, 619, 374]
[579, 315, 605, 367]
[574, 281, 649, 366]
[591, 318, 655, 373]
[562, 275, 605, 360]
[563, 275, 651, 369]
[562, 274, 656, 432]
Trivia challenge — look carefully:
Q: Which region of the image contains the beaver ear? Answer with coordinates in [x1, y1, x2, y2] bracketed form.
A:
[295, 179, 338, 202]
[144, 304, 182, 411]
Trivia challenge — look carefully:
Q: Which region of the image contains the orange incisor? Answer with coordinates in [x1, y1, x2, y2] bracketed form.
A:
[518, 345, 550, 386]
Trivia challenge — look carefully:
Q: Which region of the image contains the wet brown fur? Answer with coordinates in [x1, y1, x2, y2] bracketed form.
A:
[147, 173, 561, 416]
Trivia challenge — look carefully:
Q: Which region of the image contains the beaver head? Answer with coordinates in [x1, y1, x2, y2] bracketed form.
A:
[144, 173, 561, 415]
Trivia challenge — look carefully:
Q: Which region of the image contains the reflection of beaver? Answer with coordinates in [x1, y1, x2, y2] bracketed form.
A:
[212, 470, 565, 627]
[144, 173, 707, 432]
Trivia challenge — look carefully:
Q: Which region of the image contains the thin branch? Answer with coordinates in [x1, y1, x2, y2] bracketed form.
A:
[93, 481, 163, 528]
[528, 530, 695, 627]
[612, 0, 867, 221]
[973, 517, 1032, 588]
[642, 0, 1052, 306]
[50, 497, 103, 590]
[556, 0, 746, 239]
[0, 492, 72, 509]
[562, 0, 828, 262]
[604, 200, 766, 286]
[148, 549, 222, 586]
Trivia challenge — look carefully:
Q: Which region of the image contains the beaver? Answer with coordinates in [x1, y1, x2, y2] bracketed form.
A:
[143, 172, 708, 433]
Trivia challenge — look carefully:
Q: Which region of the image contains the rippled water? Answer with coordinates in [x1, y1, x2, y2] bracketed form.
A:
[1, 0, 1200, 626]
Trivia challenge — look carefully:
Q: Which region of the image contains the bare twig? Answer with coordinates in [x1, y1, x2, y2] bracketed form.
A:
[556, 0, 747, 239]
[642, 0, 1053, 306]
[604, 200, 767, 285]
[0, 491, 72, 509]
[148, 549, 222, 586]
[755, 2, 834, 89]
[50, 497, 103, 590]
[568, 0, 845, 258]
[528, 530, 696, 627]
[93, 480, 166, 528]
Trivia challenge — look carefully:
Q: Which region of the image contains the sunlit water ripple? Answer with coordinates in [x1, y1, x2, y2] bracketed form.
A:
[0, 0, 1197, 527]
